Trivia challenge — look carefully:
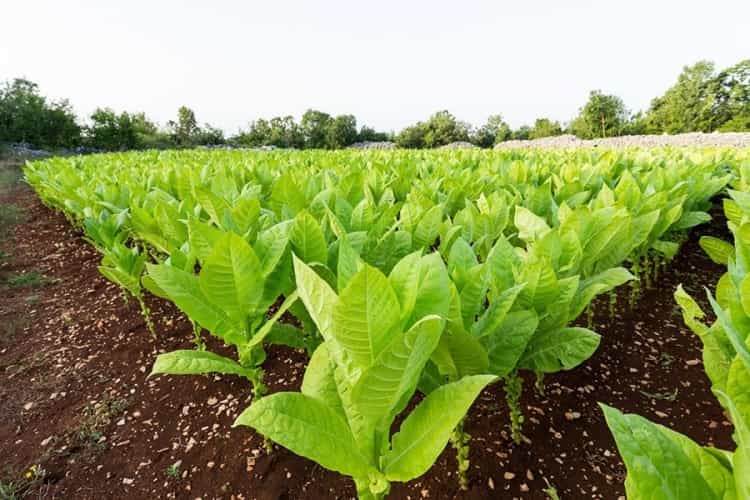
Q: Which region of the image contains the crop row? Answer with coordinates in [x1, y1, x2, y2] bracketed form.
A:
[24, 147, 746, 498]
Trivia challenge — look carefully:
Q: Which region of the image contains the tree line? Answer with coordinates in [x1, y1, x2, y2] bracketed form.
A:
[1, 58, 747, 152]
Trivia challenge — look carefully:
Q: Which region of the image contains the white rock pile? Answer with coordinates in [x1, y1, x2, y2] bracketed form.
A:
[348, 141, 397, 150]
[494, 132, 750, 149]
[439, 141, 478, 150]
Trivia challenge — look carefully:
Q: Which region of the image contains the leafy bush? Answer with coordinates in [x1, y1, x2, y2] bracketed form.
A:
[0, 79, 81, 148]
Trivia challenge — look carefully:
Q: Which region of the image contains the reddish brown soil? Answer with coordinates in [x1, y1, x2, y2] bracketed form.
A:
[0, 164, 734, 499]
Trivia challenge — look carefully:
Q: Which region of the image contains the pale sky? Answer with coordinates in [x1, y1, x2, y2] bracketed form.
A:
[2, 0, 748, 134]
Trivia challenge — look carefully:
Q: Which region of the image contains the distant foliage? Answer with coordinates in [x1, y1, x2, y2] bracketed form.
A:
[643, 59, 750, 134]
[570, 91, 629, 139]
[511, 125, 532, 140]
[396, 110, 471, 148]
[0, 78, 81, 148]
[233, 110, 371, 149]
[87, 108, 139, 150]
[470, 115, 511, 147]
[530, 118, 563, 139]
[2, 58, 749, 152]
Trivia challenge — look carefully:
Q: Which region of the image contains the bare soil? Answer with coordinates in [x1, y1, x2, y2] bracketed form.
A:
[0, 164, 734, 499]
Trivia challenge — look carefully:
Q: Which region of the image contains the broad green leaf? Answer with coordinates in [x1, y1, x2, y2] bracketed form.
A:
[673, 211, 712, 231]
[194, 187, 231, 227]
[337, 235, 362, 292]
[352, 316, 443, 422]
[448, 237, 477, 275]
[679, 286, 740, 394]
[199, 232, 264, 322]
[413, 205, 443, 248]
[234, 393, 374, 478]
[484, 310, 538, 377]
[514, 206, 550, 242]
[388, 251, 422, 323]
[708, 292, 750, 372]
[601, 404, 731, 500]
[255, 220, 292, 276]
[145, 263, 240, 344]
[301, 342, 344, 414]
[187, 218, 223, 264]
[409, 253, 450, 325]
[383, 374, 496, 481]
[700, 236, 734, 266]
[99, 265, 139, 296]
[436, 328, 489, 377]
[293, 255, 337, 340]
[151, 350, 257, 379]
[290, 210, 328, 264]
[472, 283, 525, 338]
[652, 239, 680, 259]
[333, 264, 401, 367]
[519, 327, 600, 373]
[571, 267, 633, 319]
[265, 323, 307, 349]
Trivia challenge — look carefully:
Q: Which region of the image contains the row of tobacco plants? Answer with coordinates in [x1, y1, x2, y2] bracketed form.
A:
[25, 147, 746, 499]
[603, 161, 750, 498]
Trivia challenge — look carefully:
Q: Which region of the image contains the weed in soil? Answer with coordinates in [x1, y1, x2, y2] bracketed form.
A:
[0, 464, 47, 500]
[70, 393, 130, 455]
[3, 271, 55, 288]
[165, 462, 182, 479]
[639, 389, 679, 402]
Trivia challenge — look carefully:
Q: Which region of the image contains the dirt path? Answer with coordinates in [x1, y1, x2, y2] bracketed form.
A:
[0, 166, 734, 499]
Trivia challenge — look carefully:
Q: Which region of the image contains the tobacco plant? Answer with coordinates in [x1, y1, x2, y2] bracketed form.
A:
[145, 231, 299, 396]
[602, 188, 750, 499]
[235, 255, 496, 499]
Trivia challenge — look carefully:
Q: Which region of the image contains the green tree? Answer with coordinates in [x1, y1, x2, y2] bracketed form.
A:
[530, 117, 563, 139]
[644, 61, 717, 133]
[131, 112, 173, 149]
[301, 109, 332, 148]
[87, 108, 138, 150]
[511, 125, 532, 140]
[397, 111, 470, 149]
[168, 106, 199, 146]
[268, 116, 304, 148]
[470, 114, 511, 147]
[193, 124, 225, 146]
[233, 119, 272, 146]
[357, 125, 391, 143]
[570, 90, 628, 138]
[395, 123, 428, 148]
[326, 114, 358, 148]
[712, 59, 750, 131]
[0, 78, 81, 148]
[422, 110, 470, 147]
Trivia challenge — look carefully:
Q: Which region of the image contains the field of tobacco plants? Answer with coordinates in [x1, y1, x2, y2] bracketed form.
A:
[1, 147, 749, 499]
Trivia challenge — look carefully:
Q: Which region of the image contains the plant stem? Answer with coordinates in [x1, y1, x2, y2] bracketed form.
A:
[504, 371, 525, 444]
[450, 417, 471, 490]
[137, 295, 156, 338]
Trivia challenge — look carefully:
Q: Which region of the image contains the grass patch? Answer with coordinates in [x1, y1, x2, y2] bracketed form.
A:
[166, 462, 182, 479]
[3, 271, 55, 288]
[71, 393, 130, 454]
[2, 351, 47, 377]
[640, 389, 679, 402]
[0, 465, 47, 500]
